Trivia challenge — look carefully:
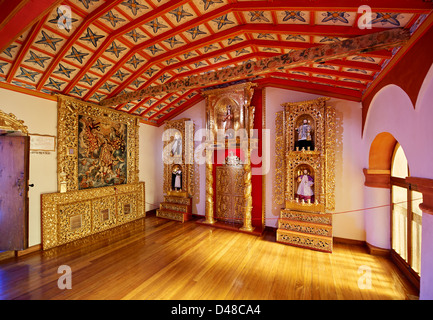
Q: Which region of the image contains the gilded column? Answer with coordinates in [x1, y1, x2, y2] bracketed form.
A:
[204, 146, 215, 224]
[240, 140, 253, 232]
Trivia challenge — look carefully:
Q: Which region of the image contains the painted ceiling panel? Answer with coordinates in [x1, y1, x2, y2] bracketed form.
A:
[0, 0, 431, 126]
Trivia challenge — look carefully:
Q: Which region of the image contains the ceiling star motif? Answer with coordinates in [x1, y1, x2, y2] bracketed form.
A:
[212, 14, 235, 30]
[0, 0, 430, 126]
[48, 7, 78, 32]
[66, 46, 89, 64]
[16, 67, 39, 82]
[36, 30, 63, 51]
[25, 51, 51, 68]
[105, 41, 127, 58]
[80, 27, 105, 48]
[121, 0, 149, 16]
[169, 6, 193, 23]
[102, 11, 126, 28]
[145, 18, 169, 34]
[45, 77, 65, 90]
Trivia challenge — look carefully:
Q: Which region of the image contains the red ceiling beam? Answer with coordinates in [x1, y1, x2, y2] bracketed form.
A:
[229, 0, 433, 13]
[0, 0, 63, 52]
[255, 77, 363, 102]
[267, 71, 366, 90]
[155, 94, 204, 125]
[5, 15, 48, 83]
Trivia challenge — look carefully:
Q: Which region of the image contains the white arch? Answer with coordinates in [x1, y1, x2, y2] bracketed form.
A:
[416, 62, 433, 112]
[363, 84, 416, 171]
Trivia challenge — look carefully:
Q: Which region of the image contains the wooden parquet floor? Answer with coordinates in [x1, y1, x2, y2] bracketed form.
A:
[0, 214, 418, 300]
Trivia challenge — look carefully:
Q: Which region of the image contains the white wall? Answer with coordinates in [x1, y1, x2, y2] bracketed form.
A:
[0, 88, 57, 247]
[264, 87, 365, 240]
[171, 100, 206, 216]
[139, 123, 164, 212]
[362, 63, 433, 300]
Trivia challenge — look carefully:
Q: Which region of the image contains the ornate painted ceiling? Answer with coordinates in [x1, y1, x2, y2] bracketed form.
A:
[0, 0, 432, 126]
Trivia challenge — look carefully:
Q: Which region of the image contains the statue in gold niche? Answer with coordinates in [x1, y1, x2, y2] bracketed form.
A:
[295, 119, 314, 151]
[222, 104, 234, 139]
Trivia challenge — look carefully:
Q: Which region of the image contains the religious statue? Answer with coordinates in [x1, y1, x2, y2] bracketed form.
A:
[223, 105, 234, 139]
[171, 166, 182, 191]
[171, 132, 182, 156]
[295, 119, 313, 151]
[296, 169, 314, 203]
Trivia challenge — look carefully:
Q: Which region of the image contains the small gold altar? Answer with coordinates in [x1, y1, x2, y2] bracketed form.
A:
[156, 118, 194, 222]
[274, 97, 336, 252]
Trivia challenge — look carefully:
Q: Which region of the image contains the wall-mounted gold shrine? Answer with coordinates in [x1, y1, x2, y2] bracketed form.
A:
[156, 118, 194, 222]
[275, 97, 336, 253]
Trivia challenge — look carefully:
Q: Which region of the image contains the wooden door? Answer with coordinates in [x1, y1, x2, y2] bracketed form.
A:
[0, 136, 30, 251]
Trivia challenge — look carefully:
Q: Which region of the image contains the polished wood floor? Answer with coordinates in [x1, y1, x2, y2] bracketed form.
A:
[0, 214, 418, 300]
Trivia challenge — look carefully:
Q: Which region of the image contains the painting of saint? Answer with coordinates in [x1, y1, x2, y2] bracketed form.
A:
[78, 115, 127, 189]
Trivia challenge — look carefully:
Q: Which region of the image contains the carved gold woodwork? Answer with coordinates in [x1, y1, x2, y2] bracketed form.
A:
[201, 82, 258, 232]
[161, 118, 194, 197]
[275, 97, 335, 211]
[56, 95, 139, 192]
[41, 182, 145, 250]
[275, 97, 335, 253]
[157, 118, 194, 222]
[0, 109, 28, 135]
[216, 165, 244, 223]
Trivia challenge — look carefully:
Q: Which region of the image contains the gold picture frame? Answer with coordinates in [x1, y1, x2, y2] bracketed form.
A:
[56, 95, 139, 193]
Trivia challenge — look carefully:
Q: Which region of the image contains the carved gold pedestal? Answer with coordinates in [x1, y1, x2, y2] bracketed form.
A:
[276, 208, 333, 253]
[158, 118, 194, 223]
[156, 194, 192, 223]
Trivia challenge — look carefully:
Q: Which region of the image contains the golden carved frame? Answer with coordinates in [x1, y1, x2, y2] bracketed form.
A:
[201, 82, 258, 232]
[56, 95, 139, 192]
[41, 182, 145, 250]
[275, 97, 335, 212]
[0, 109, 29, 135]
[161, 118, 194, 197]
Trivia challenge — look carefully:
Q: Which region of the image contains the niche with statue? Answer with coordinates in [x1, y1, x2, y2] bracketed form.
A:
[274, 97, 336, 253]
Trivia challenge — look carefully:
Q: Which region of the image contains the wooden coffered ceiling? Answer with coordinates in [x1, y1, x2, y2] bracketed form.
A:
[0, 0, 432, 126]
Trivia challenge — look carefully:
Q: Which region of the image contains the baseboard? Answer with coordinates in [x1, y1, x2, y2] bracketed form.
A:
[0, 244, 42, 262]
[15, 244, 41, 257]
[366, 242, 391, 257]
[333, 237, 366, 247]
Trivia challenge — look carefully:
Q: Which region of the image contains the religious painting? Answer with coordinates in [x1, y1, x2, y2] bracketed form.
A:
[77, 114, 128, 190]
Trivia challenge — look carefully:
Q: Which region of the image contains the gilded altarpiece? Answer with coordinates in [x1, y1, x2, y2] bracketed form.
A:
[156, 118, 194, 222]
[275, 97, 336, 253]
[41, 96, 144, 250]
[200, 82, 262, 233]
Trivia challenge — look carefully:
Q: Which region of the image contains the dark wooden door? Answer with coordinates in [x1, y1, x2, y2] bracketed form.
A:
[0, 136, 30, 251]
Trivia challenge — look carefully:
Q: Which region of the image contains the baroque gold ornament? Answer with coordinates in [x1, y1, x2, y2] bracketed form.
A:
[275, 97, 335, 253]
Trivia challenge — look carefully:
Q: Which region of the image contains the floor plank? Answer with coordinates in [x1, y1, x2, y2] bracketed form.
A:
[0, 215, 418, 300]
